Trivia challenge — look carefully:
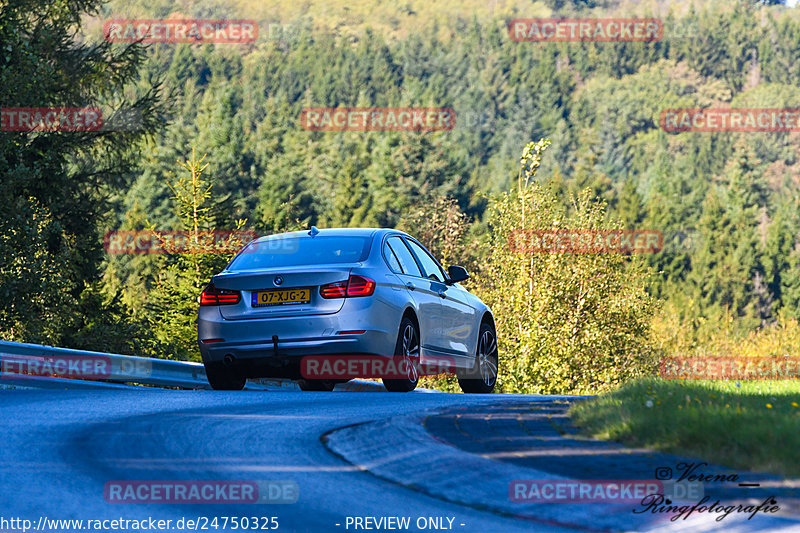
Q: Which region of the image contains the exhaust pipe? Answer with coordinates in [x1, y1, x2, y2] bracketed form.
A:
[223, 353, 236, 368]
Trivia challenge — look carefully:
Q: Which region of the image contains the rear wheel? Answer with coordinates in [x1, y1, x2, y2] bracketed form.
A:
[457, 323, 498, 394]
[382, 317, 420, 392]
[204, 362, 246, 391]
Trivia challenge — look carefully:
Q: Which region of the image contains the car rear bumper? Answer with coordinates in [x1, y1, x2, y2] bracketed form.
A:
[197, 299, 399, 376]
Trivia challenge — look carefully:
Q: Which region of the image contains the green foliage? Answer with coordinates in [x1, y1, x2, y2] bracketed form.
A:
[144, 148, 247, 361]
[0, 0, 161, 345]
[62, 282, 156, 356]
[685, 144, 770, 329]
[473, 140, 659, 394]
[0, 196, 76, 344]
[397, 196, 472, 270]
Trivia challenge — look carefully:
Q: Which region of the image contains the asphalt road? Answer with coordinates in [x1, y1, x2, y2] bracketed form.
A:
[0, 389, 576, 533]
[3, 388, 797, 533]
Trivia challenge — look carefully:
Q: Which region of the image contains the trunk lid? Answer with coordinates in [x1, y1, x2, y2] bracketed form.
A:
[212, 265, 353, 320]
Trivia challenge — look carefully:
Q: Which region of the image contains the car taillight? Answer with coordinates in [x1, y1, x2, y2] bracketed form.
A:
[199, 284, 241, 306]
[346, 275, 376, 297]
[319, 280, 348, 299]
[319, 275, 376, 299]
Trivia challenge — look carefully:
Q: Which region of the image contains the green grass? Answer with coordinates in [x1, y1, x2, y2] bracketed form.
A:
[569, 378, 800, 478]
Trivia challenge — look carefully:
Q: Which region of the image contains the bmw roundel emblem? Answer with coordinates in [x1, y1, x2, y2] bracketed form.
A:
[274, 276, 283, 286]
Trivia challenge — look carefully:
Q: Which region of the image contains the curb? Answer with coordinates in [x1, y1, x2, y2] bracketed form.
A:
[322, 407, 798, 532]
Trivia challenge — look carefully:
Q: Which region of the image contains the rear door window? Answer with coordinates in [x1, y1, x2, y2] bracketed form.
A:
[386, 237, 422, 277]
[405, 239, 446, 282]
[383, 241, 403, 273]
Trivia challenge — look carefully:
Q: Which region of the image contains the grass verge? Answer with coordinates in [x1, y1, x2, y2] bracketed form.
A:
[569, 378, 800, 477]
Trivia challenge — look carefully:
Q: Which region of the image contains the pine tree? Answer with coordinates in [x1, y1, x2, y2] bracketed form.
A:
[145, 148, 248, 360]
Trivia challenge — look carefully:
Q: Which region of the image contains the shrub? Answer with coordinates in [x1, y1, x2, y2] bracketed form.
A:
[472, 139, 659, 394]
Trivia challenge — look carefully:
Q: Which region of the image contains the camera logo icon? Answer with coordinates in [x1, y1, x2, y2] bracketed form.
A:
[655, 467, 673, 480]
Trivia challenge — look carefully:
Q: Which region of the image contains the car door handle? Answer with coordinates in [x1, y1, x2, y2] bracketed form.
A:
[438, 289, 446, 299]
[406, 282, 415, 291]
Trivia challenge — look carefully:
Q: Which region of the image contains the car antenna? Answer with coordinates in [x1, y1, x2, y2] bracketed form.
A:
[308, 226, 320, 238]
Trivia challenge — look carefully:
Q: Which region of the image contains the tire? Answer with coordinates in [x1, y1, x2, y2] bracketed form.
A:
[297, 379, 337, 392]
[457, 322, 498, 394]
[382, 317, 420, 392]
[204, 362, 246, 391]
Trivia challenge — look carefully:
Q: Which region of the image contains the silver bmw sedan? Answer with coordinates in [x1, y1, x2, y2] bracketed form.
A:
[197, 227, 498, 393]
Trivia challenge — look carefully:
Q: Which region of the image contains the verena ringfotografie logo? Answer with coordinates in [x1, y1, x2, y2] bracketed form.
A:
[661, 357, 800, 380]
[1, 107, 102, 132]
[661, 108, 800, 133]
[636, 494, 779, 523]
[509, 19, 663, 42]
[104, 480, 298, 504]
[299, 107, 455, 132]
[103, 19, 258, 44]
[640, 462, 780, 522]
[509, 229, 663, 254]
[0, 354, 112, 380]
[104, 230, 258, 255]
[300, 355, 456, 380]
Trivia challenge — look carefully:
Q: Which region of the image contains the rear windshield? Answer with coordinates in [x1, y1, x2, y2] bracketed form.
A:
[227, 235, 371, 271]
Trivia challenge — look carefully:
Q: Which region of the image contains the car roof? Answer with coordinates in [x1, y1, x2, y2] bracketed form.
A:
[252, 227, 409, 242]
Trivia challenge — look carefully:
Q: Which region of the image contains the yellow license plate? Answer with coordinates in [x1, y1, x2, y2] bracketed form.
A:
[252, 288, 311, 307]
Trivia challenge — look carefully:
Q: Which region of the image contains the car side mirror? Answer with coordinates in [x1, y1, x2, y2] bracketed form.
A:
[446, 265, 469, 285]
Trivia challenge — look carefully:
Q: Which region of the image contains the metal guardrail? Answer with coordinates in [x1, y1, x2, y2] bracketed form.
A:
[0, 340, 212, 389]
[0, 340, 391, 392]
